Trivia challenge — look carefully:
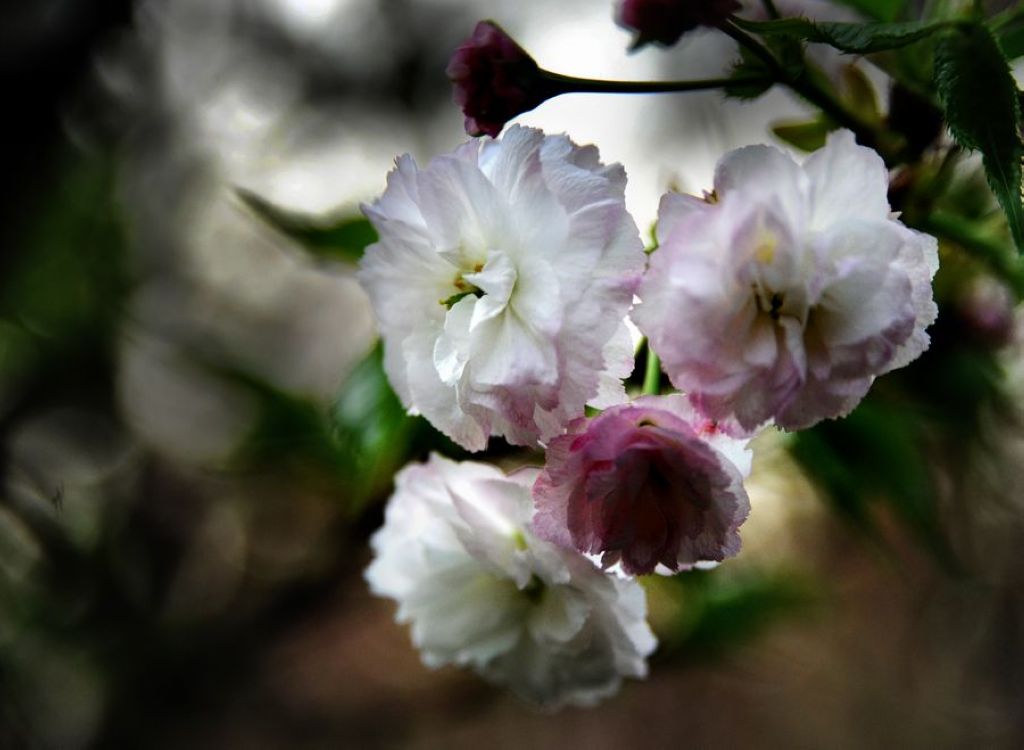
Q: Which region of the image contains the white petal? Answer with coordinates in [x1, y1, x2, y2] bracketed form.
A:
[804, 129, 891, 230]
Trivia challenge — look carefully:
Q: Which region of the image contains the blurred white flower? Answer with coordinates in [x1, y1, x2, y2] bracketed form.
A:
[634, 130, 938, 431]
[358, 125, 645, 450]
[365, 454, 656, 708]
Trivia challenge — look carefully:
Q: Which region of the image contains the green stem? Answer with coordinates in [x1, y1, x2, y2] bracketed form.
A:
[544, 71, 771, 96]
[642, 343, 662, 396]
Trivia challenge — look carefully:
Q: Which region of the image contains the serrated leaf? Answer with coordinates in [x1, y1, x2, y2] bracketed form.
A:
[935, 25, 1024, 253]
[832, 0, 906, 22]
[735, 17, 955, 53]
[772, 118, 835, 151]
[724, 47, 775, 99]
[238, 189, 377, 264]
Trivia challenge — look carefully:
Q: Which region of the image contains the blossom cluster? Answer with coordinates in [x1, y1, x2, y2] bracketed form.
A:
[359, 11, 940, 709]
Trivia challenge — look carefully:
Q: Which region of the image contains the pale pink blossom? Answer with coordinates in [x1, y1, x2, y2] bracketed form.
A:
[366, 454, 657, 707]
[359, 126, 645, 450]
[532, 394, 751, 576]
[633, 130, 939, 431]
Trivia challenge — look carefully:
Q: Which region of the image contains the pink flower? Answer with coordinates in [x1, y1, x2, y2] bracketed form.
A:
[616, 0, 741, 50]
[446, 21, 557, 137]
[633, 131, 939, 432]
[532, 395, 751, 576]
[358, 126, 644, 451]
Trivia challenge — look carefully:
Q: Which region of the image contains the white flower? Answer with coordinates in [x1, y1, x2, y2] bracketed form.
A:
[633, 130, 939, 431]
[358, 126, 645, 450]
[365, 454, 657, 708]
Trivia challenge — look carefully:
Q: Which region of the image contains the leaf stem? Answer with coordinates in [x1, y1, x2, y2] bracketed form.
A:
[642, 343, 662, 396]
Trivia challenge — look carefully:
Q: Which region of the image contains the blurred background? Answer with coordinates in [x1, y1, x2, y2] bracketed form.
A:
[1, 0, 1024, 747]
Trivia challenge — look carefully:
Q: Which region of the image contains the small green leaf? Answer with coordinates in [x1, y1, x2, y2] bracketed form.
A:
[724, 48, 775, 100]
[439, 290, 476, 309]
[840, 64, 881, 122]
[735, 17, 955, 53]
[935, 24, 1024, 253]
[772, 118, 835, 152]
[237, 189, 377, 264]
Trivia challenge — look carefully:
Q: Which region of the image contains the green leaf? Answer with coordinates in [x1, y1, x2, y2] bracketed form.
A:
[724, 48, 775, 100]
[772, 117, 835, 151]
[997, 23, 1024, 59]
[832, 0, 906, 23]
[790, 399, 957, 570]
[237, 189, 377, 264]
[223, 369, 354, 482]
[331, 343, 419, 509]
[991, 4, 1024, 59]
[734, 17, 955, 53]
[935, 25, 1024, 253]
[840, 63, 881, 122]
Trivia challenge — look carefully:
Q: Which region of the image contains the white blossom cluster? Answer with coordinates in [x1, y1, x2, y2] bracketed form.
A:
[360, 126, 938, 706]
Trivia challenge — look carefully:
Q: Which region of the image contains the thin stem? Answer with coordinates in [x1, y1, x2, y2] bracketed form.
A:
[642, 343, 662, 396]
[543, 71, 771, 96]
[718, 20, 778, 70]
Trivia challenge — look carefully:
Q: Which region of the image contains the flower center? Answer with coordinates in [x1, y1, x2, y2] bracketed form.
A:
[754, 228, 778, 264]
[521, 574, 545, 603]
[440, 263, 486, 308]
[752, 283, 786, 321]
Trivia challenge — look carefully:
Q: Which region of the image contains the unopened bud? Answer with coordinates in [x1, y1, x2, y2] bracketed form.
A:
[616, 0, 740, 51]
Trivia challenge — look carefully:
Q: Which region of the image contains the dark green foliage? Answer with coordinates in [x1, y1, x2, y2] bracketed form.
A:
[831, 0, 907, 23]
[735, 17, 955, 54]
[935, 24, 1024, 253]
[790, 399, 955, 570]
[0, 153, 129, 430]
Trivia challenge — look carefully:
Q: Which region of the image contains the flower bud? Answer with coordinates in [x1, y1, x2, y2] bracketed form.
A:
[955, 276, 1017, 350]
[446, 21, 557, 137]
[616, 0, 741, 50]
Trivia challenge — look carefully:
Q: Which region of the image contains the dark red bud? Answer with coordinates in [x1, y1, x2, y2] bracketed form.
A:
[446, 21, 557, 137]
[616, 0, 741, 50]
